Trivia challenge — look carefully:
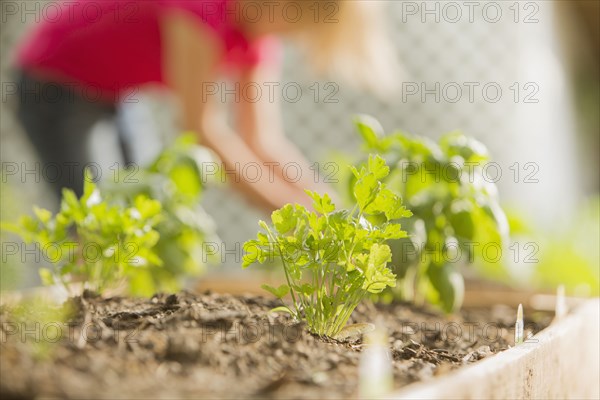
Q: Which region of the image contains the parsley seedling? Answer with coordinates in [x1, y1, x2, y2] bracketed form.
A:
[3, 173, 162, 296]
[2, 137, 219, 296]
[243, 156, 412, 337]
[102, 135, 220, 292]
[353, 116, 509, 312]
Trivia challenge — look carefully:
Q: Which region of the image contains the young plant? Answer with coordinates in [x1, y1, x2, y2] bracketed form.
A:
[243, 156, 412, 337]
[352, 116, 509, 312]
[2, 174, 162, 296]
[2, 137, 220, 296]
[101, 135, 220, 292]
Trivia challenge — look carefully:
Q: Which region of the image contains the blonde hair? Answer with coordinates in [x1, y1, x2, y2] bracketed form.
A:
[295, 1, 399, 98]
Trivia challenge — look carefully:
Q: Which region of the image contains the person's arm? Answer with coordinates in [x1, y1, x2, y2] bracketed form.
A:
[160, 10, 309, 212]
[236, 61, 337, 202]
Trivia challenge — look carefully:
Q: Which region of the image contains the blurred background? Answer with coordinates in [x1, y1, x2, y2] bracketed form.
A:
[1, 0, 598, 292]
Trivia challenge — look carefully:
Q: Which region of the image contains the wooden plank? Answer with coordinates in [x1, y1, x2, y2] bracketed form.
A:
[387, 299, 600, 400]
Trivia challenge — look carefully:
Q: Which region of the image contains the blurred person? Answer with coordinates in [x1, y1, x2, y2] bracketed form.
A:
[12, 0, 395, 212]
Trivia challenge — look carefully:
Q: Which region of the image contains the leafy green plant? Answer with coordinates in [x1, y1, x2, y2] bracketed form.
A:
[352, 116, 509, 312]
[2, 137, 219, 297]
[243, 155, 412, 337]
[101, 135, 220, 292]
[2, 174, 162, 296]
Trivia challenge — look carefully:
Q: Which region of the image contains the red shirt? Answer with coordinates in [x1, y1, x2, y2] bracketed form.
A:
[16, 0, 277, 101]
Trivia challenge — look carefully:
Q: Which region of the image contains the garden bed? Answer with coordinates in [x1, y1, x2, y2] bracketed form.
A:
[0, 290, 554, 399]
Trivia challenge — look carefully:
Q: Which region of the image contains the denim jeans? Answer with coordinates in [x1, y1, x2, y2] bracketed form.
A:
[15, 71, 131, 198]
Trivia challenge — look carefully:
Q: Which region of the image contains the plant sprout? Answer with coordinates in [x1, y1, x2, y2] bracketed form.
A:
[352, 116, 509, 312]
[2, 137, 221, 296]
[243, 156, 412, 337]
[515, 303, 524, 345]
[102, 135, 220, 292]
[2, 174, 162, 296]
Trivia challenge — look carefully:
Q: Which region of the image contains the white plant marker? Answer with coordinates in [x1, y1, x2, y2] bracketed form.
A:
[515, 303, 524, 345]
[555, 285, 567, 320]
[359, 324, 393, 398]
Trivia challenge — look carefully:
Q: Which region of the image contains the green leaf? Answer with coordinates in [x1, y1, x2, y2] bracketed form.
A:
[271, 204, 298, 234]
[366, 188, 399, 219]
[305, 190, 336, 214]
[354, 115, 385, 149]
[33, 207, 52, 224]
[261, 284, 290, 299]
[367, 155, 390, 180]
[0, 221, 21, 235]
[426, 263, 465, 313]
[363, 244, 397, 293]
[242, 241, 262, 268]
[381, 224, 408, 240]
[269, 306, 294, 315]
[297, 283, 314, 296]
[169, 162, 201, 198]
[82, 169, 98, 202]
[449, 207, 475, 240]
[368, 243, 392, 268]
[354, 173, 379, 210]
[133, 195, 162, 221]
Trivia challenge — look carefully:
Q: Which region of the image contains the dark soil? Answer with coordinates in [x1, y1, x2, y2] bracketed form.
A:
[0, 291, 552, 399]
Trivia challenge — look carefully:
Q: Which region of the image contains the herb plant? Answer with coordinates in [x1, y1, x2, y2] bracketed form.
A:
[2, 137, 220, 296]
[101, 135, 220, 292]
[352, 116, 509, 312]
[2, 174, 163, 296]
[243, 156, 412, 337]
